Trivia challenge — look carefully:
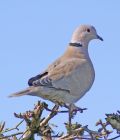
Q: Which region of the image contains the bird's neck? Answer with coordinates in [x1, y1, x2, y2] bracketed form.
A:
[64, 45, 90, 60]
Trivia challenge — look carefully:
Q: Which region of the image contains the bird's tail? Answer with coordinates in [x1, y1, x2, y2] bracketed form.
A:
[8, 87, 33, 98]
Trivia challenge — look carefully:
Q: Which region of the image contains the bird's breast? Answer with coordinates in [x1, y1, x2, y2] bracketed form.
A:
[69, 60, 95, 100]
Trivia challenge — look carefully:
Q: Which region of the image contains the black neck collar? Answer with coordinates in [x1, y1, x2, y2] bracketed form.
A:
[69, 42, 82, 47]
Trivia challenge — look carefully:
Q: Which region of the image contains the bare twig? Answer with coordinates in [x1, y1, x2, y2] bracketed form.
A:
[44, 105, 68, 113]
[40, 104, 59, 127]
[0, 132, 23, 139]
[2, 120, 24, 134]
[108, 135, 120, 140]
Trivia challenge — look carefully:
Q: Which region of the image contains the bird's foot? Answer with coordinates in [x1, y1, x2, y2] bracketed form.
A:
[64, 104, 87, 117]
[73, 106, 87, 113]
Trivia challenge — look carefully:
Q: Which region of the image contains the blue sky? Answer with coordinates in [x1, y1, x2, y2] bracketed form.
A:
[0, 0, 120, 137]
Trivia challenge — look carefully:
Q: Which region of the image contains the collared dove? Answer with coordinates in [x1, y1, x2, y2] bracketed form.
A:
[9, 25, 103, 107]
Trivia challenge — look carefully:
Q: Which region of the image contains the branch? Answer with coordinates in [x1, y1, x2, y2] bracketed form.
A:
[1, 101, 120, 140]
[0, 132, 23, 139]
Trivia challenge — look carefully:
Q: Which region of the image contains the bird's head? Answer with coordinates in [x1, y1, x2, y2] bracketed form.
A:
[71, 25, 103, 47]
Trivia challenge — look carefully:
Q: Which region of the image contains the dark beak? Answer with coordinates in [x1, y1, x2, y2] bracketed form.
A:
[97, 35, 103, 41]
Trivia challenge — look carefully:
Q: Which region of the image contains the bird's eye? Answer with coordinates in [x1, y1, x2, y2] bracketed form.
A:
[87, 29, 90, 32]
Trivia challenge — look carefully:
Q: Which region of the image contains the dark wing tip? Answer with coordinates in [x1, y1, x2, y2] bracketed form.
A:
[28, 77, 35, 86]
[28, 72, 48, 86]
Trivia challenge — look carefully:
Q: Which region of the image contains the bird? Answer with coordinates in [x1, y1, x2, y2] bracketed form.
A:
[9, 24, 103, 110]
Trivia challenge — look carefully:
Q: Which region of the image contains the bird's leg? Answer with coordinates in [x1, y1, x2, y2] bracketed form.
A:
[68, 104, 72, 135]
